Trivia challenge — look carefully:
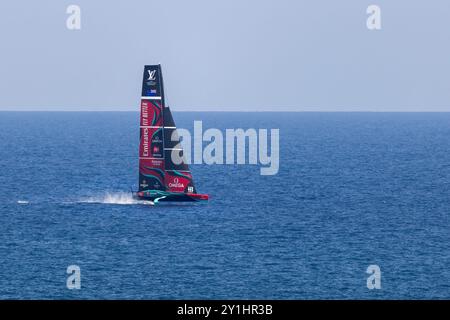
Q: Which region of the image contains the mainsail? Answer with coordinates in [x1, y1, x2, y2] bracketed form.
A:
[138, 65, 197, 195]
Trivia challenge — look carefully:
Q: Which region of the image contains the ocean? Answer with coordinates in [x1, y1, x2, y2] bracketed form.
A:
[0, 112, 449, 299]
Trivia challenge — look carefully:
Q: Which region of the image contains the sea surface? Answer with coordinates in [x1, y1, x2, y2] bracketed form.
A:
[0, 112, 449, 299]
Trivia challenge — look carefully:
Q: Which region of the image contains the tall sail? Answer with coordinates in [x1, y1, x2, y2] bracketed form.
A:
[138, 65, 165, 192]
[138, 65, 196, 194]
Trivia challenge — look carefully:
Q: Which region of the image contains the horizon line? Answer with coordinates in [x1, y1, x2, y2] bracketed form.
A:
[2, 109, 450, 113]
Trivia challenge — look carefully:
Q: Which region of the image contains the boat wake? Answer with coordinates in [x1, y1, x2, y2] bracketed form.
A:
[79, 192, 154, 205]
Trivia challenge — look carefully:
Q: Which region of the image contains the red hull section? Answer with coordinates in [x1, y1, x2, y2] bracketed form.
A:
[186, 193, 209, 201]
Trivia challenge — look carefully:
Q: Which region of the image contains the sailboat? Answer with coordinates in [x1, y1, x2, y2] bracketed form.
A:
[133, 65, 209, 203]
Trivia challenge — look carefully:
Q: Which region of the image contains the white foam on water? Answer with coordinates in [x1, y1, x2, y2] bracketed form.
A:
[17, 200, 29, 204]
[80, 192, 154, 206]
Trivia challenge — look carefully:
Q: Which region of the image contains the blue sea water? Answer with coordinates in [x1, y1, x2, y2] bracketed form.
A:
[0, 111, 449, 299]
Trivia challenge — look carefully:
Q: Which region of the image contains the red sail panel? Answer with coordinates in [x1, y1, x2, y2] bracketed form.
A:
[139, 127, 164, 158]
[139, 158, 165, 191]
[140, 100, 163, 127]
[165, 171, 196, 194]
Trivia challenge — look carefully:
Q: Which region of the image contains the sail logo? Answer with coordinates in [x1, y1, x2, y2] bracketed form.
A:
[169, 177, 185, 189]
[141, 103, 149, 126]
[148, 70, 157, 81]
[141, 127, 164, 158]
[140, 180, 149, 188]
[142, 128, 149, 157]
[152, 136, 163, 144]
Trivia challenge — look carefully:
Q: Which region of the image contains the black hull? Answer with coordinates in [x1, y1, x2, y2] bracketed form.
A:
[132, 191, 208, 203]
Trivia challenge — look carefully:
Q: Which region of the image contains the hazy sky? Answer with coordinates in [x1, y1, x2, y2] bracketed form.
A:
[0, 0, 449, 111]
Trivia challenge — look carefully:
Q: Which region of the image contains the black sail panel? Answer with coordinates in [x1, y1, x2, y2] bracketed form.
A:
[163, 106, 196, 194]
[163, 108, 179, 149]
[141, 65, 163, 98]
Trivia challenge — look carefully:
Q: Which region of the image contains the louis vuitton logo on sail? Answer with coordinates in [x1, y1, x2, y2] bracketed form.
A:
[171, 121, 279, 176]
[148, 70, 156, 81]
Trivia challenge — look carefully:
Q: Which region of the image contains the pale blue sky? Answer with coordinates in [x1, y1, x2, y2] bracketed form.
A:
[0, 0, 449, 111]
